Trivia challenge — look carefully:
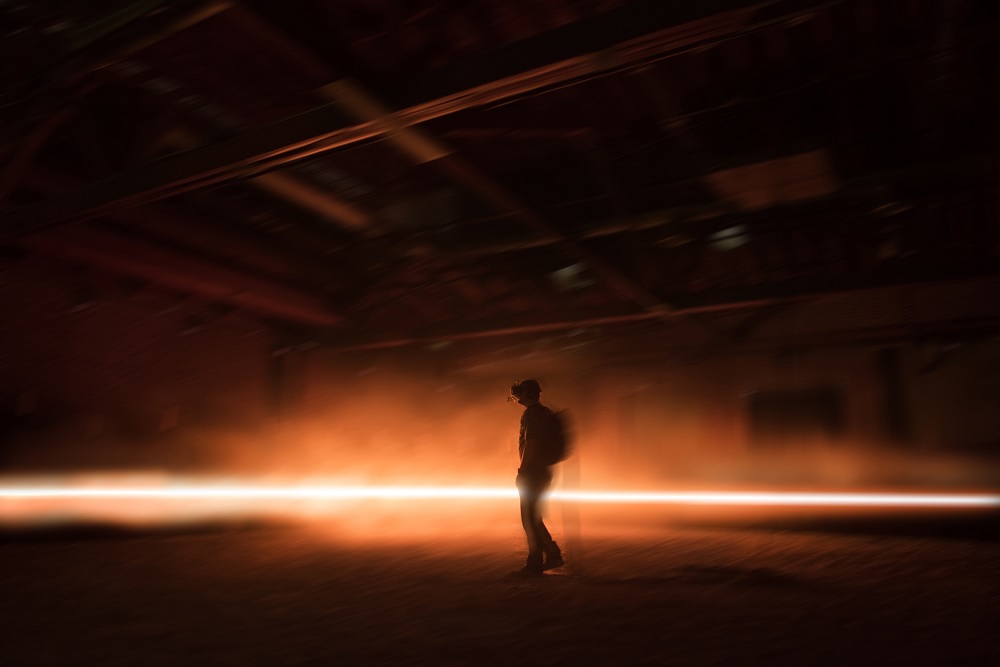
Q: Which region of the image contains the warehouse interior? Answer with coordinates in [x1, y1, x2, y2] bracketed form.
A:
[1, 1, 998, 663]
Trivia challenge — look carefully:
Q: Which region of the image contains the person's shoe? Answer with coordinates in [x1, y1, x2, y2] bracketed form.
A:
[542, 553, 565, 571]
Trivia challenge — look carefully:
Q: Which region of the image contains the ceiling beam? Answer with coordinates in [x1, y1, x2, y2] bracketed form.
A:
[249, 170, 373, 232]
[323, 267, 1000, 350]
[0, 0, 819, 239]
[21, 164, 349, 287]
[415, 153, 995, 260]
[106, 61, 377, 234]
[213, 7, 685, 319]
[326, 77, 673, 317]
[361, 0, 772, 108]
[0, 1, 232, 202]
[19, 224, 342, 327]
[327, 309, 661, 351]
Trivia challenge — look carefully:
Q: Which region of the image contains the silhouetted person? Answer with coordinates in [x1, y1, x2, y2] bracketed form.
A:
[509, 379, 565, 576]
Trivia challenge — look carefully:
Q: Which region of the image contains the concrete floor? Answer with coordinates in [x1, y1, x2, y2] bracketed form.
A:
[2, 514, 999, 665]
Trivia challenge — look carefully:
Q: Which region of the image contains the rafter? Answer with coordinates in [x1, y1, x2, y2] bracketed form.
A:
[21, 164, 346, 287]
[186, 5, 696, 320]
[0, 0, 827, 239]
[324, 262, 1000, 350]
[107, 61, 377, 234]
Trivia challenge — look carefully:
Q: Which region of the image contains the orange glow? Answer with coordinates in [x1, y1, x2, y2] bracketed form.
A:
[2, 474, 996, 537]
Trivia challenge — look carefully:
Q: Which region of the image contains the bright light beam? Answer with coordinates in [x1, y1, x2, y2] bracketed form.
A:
[1, 485, 998, 507]
[554, 490, 1000, 507]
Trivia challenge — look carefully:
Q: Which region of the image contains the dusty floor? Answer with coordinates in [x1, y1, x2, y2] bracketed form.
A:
[2, 513, 999, 666]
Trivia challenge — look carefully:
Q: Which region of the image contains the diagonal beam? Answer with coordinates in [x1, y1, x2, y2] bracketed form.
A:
[416, 152, 994, 260]
[162, 2, 749, 320]
[19, 225, 342, 327]
[250, 170, 373, 232]
[0, 0, 805, 239]
[0, 1, 232, 202]
[440, 155, 673, 315]
[325, 78, 672, 316]
[107, 62, 376, 234]
[323, 265, 1000, 350]
[21, 164, 345, 285]
[331, 313, 1000, 353]
[227, 7, 688, 316]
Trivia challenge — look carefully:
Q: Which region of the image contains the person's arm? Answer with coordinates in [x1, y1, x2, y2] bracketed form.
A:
[518, 409, 544, 471]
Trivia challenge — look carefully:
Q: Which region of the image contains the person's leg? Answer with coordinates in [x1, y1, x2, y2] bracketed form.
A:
[538, 520, 562, 554]
[517, 473, 545, 572]
[534, 478, 563, 568]
[536, 518, 553, 548]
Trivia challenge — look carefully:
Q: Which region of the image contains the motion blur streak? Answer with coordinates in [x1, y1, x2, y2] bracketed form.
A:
[554, 491, 1000, 506]
[1, 484, 998, 506]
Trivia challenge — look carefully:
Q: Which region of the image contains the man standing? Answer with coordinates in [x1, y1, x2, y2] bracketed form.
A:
[509, 379, 565, 576]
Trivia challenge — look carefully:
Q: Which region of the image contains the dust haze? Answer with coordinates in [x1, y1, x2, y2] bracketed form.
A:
[3, 362, 998, 491]
[2, 361, 998, 535]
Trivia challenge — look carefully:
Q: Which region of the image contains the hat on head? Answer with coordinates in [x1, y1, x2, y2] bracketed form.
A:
[509, 379, 541, 401]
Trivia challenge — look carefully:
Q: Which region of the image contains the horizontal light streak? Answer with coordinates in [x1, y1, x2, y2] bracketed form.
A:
[556, 491, 1000, 507]
[1, 485, 997, 507]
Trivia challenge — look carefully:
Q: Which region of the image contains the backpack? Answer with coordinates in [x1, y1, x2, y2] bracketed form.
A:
[538, 407, 572, 465]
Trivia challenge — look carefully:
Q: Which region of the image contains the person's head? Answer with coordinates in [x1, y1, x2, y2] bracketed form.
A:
[508, 379, 541, 406]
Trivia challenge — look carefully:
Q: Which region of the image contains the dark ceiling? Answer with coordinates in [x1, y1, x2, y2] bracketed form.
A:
[1, 0, 998, 351]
